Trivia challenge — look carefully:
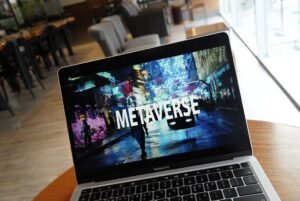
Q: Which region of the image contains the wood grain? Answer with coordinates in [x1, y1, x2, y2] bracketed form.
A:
[248, 120, 300, 201]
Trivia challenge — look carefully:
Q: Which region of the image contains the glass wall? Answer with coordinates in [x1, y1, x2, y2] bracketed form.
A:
[220, 0, 300, 106]
[220, 0, 257, 53]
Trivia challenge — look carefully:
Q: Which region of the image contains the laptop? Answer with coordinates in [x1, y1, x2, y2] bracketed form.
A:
[58, 33, 281, 201]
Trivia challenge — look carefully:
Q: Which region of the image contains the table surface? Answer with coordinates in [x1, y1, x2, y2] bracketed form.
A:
[33, 120, 300, 201]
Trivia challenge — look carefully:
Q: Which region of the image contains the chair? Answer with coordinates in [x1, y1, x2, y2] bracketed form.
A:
[0, 41, 40, 97]
[101, 15, 160, 50]
[44, 26, 68, 67]
[0, 42, 22, 94]
[88, 22, 159, 57]
[119, 0, 170, 37]
[30, 36, 53, 71]
[17, 38, 45, 81]
[13, 39, 45, 93]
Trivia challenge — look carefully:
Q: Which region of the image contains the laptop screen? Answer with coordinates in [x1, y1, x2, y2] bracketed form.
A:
[59, 34, 251, 183]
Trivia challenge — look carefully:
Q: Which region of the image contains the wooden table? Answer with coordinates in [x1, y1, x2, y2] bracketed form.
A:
[33, 120, 300, 201]
[27, 16, 75, 38]
[0, 16, 75, 51]
[185, 22, 229, 39]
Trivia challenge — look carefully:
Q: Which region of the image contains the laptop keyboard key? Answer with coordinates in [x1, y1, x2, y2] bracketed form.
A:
[149, 183, 159, 191]
[240, 162, 249, 168]
[243, 176, 258, 185]
[172, 179, 183, 187]
[179, 186, 191, 195]
[102, 191, 112, 199]
[78, 194, 89, 201]
[124, 187, 135, 195]
[183, 194, 196, 201]
[184, 176, 196, 185]
[191, 184, 204, 193]
[92, 187, 102, 193]
[154, 190, 166, 199]
[217, 180, 230, 189]
[136, 185, 147, 193]
[118, 196, 129, 201]
[196, 192, 209, 201]
[204, 182, 217, 191]
[223, 164, 240, 170]
[208, 173, 221, 181]
[221, 171, 234, 179]
[129, 194, 141, 201]
[233, 194, 267, 201]
[237, 184, 262, 196]
[167, 188, 178, 197]
[81, 188, 92, 194]
[230, 178, 244, 187]
[90, 193, 101, 201]
[113, 189, 124, 197]
[141, 192, 153, 201]
[210, 190, 223, 200]
[160, 181, 171, 189]
[223, 188, 237, 198]
[158, 199, 168, 201]
[233, 168, 253, 177]
[170, 196, 182, 201]
[196, 175, 208, 183]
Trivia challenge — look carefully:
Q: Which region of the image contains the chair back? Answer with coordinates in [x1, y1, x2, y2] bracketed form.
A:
[88, 22, 122, 56]
[102, 15, 127, 48]
[120, 0, 140, 17]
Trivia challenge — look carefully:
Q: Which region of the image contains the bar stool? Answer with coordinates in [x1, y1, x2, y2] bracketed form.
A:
[0, 76, 14, 116]
[44, 25, 68, 67]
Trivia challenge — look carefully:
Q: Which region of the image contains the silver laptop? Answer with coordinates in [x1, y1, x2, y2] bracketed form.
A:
[58, 33, 281, 201]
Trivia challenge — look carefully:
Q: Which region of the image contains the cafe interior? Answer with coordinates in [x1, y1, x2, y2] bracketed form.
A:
[0, 0, 300, 200]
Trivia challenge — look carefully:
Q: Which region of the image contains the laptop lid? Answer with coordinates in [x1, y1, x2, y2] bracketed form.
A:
[58, 33, 252, 184]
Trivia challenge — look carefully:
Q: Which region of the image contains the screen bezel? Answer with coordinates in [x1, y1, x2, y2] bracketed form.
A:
[58, 33, 252, 184]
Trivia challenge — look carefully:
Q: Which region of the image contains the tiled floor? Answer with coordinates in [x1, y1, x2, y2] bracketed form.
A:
[0, 15, 299, 201]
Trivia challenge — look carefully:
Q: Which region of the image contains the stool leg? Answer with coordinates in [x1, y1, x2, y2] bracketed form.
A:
[0, 82, 14, 116]
[58, 47, 68, 65]
[13, 42, 35, 98]
[60, 27, 74, 56]
[42, 54, 52, 70]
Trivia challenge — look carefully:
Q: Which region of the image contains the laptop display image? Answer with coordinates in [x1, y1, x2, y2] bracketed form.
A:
[58, 33, 280, 201]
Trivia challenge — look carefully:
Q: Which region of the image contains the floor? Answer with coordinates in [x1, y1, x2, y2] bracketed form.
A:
[0, 16, 299, 201]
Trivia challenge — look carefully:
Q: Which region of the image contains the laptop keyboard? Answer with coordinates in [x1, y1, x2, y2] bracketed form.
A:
[78, 162, 267, 201]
